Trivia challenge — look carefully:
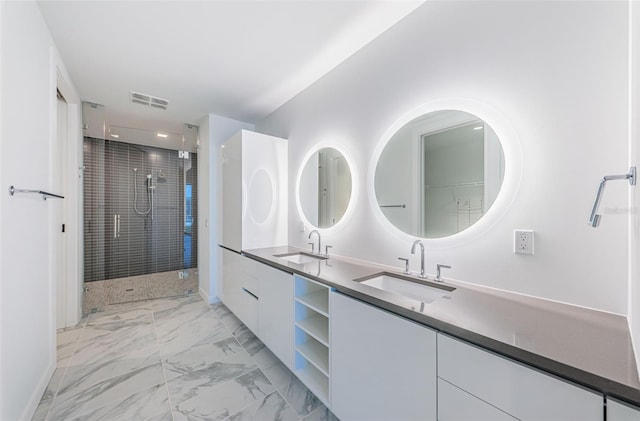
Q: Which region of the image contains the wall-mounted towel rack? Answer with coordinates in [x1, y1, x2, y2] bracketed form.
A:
[588, 166, 636, 227]
[8, 185, 64, 200]
[380, 204, 406, 208]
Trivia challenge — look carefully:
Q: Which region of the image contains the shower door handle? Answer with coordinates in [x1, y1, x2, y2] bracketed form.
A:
[114, 214, 121, 238]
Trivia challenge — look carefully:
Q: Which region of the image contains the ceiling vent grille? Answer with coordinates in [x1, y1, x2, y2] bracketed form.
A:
[130, 91, 169, 110]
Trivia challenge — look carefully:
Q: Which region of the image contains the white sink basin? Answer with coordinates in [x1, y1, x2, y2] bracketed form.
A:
[274, 252, 327, 265]
[359, 274, 454, 304]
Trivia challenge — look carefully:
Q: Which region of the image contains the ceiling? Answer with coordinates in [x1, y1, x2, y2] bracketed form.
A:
[38, 0, 423, 133]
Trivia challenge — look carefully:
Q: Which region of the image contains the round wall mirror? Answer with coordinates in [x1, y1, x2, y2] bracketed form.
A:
[374, 110, 505, 238]
[299, 147, 353, 228]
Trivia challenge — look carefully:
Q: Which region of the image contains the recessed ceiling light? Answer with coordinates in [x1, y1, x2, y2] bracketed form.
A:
[473, 126, 483, 130]
[110, 134, 119, 138]
[157, 133, 168, 138]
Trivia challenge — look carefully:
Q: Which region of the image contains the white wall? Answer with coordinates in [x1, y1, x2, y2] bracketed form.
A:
[0, 1, 80, 419]
[197, 114, 253, 303]
[257, 1, 631, 314]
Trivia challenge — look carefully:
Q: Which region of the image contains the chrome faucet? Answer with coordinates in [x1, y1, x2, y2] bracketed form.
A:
[410, 240, 426, 278]
[435, 264, 451, 282]
[308, 230, 321, 255]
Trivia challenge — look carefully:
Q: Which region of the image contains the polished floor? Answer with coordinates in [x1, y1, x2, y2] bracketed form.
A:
[33, 295, 338, 420]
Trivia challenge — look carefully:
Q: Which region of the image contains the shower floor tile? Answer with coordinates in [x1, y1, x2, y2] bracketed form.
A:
[33, 295, 338, 421]
[83, 268, 198, 314]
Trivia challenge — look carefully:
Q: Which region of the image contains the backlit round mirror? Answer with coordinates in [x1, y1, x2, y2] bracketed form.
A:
[375, 110, 505, 238]
[299, 147, 353, 228]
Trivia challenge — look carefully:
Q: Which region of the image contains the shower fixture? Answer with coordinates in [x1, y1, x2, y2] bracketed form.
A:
[133, 168, 154, 219]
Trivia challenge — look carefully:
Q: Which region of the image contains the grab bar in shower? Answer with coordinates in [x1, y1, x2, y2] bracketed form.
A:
[8, 185, 64, 200]
[588, 166, 636, 228]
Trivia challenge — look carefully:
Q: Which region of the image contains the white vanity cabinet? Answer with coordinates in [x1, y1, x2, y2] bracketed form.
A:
[330, 291, 437, 421]
[437, 333, 603, 421]
[220, 248, 258, 333]
[607, 398, 640, 420]
[257, 262, 294, 370]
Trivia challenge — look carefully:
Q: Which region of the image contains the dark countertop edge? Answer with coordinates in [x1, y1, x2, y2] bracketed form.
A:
[242, 249, 640, 408]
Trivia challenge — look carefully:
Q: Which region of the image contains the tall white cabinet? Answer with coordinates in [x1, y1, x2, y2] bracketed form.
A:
[218, 129, 287, 331]
[219, 129, 288, 252]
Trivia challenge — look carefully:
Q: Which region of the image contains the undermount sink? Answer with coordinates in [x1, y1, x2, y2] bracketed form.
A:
[273, 252, 328, 265]
[356, 273, 455, 304]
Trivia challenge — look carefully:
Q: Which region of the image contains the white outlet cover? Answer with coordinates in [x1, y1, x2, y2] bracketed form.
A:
[514, 229, 534, 255]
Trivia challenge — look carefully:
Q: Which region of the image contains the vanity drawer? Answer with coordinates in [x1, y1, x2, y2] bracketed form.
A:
[241, 256, 260, 279]
[437, 333, 602, 421]
[438, 378, 516, 421]
[240, 256, 259, 296]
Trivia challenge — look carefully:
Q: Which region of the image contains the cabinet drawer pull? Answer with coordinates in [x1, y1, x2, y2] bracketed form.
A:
[242, 288, 258, 300]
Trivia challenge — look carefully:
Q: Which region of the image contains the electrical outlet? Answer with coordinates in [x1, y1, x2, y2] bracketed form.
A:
[514, 230, 534, 255]
[178, 271, 184, 279]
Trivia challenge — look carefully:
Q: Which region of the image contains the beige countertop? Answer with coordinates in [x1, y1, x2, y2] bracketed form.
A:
[243, 245, 640, 407]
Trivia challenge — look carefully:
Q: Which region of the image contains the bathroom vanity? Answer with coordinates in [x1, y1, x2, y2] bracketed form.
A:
[218, 245, 640, 421]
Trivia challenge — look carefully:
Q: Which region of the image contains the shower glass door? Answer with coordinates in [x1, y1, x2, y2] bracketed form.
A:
[83, 136, 198, 288]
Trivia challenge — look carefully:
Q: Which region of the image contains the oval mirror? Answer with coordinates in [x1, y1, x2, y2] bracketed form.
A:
[375, 110, 505, 238]
[299, 147, 353, 228]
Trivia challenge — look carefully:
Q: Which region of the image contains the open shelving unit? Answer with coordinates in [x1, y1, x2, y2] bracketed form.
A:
[294, 275, 330, 406]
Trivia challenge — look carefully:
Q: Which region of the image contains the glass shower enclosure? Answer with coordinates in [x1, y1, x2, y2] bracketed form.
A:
[82, 106, 198, 312]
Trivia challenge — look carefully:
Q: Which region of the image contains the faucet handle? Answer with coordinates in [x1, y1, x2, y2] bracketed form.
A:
[435, 264, 451, 282]
[308, 242, 315, 254]
[398, 257, 410, 274]
[325, 245, 333, 257]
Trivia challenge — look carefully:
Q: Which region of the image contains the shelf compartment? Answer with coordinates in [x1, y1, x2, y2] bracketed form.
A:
[295, 291, 329, 316]
[295, 328, 329, 376]
[295, 313, 329, 346]
[295, 355, 329, 406]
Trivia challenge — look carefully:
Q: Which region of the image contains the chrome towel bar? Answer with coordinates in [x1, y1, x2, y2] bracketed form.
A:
[8, 185, 64, 200]
[588, 166, 636, 227]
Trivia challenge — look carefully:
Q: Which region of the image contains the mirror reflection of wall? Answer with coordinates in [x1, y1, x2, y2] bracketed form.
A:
[375, 110, 505, 238]
[299, 147, 353, 228]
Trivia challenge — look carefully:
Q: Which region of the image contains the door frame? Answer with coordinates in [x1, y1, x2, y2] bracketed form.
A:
[51, 50, 82, 330]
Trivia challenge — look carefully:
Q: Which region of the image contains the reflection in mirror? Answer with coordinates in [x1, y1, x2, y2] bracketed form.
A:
[375, 110, 505, 238]
[299, 147, 352, 228]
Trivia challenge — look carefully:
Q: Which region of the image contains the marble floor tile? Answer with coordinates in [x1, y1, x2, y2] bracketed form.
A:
[302, 404, 339, 421]
[48, 361, 165, 420]
[37, 295, 331, 421]
[227, 391, 299, 421]
[167, 350, 258, 393]
[210, 302, 242, 332]
[163, 336, 248, 381]
[59, 346, 162, 400]
[152, 294, 203, 313]
[153, 295, 210, 323]
[57, 382, 170, 421]
[70, 323, 158, 366]
[41, 366, 67, 401]
[156, 310, 231, 356]
[252, 346, 296, 390]
[86, 301, 153, 324]
[278, 375, 322, 418]
[232, 324, 265, 357]
[171, 368, 275, 421]
[57, 325, 83, 364]
[31, 398, 52, 421]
